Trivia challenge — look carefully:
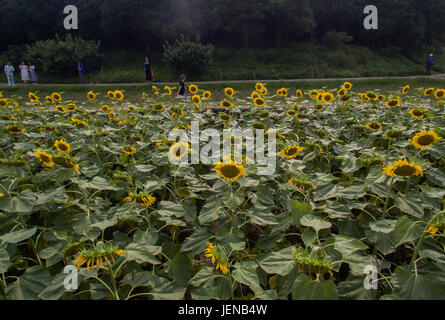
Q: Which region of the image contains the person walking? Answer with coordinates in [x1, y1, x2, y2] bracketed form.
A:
[28, 62, 38, 84]
[77, 60, 87, 83]
[144, 57, 153, 83]
[4, 61, 15, 86]
[426, 54, 435, 75]
[19, 61, 29, 84]
[177, 74, 186, 97]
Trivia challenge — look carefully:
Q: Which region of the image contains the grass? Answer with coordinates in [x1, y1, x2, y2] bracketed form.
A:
[2, 77, 445, 103]
[2, 43, 444, 84]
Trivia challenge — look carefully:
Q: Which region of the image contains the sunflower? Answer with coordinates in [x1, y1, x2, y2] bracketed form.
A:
[220, 100, 234, 108]
[108, 111, 116, 120]
[164, 86, 172, 95]
[101, 105, 110, 113]
[87, 91, 96, 101]
[152, 85, 159, 95]
[293, 248, 333, 278]
[0, 99, 9, 108]
[378, 95, 386, 101]
[188, 84, 198, 95]
[280, 145, 304, 159]
[383, 130, 402, 142]
[296, 89, 303, 98]
[402, 85, 410, 95]
[322, 92, 334, 104]
[434, 89, 445, 99]
[51, 92, 62, 102]
[202, 91, 212, 99]
[153, 103, 165, 112]
[71, 117, 88, 128]
[287, 178, 317, 191]
[224, 87, 235, 98]
[425, 214, 445, 237]
[365, 122, 382, 131]
[255, 83, 264, 92]
[107, 91, 116, 99]
[279, 88, 289, 97]
[309, 90, 318, 99]
[337, 88, 347, 97]
[114, 90, 124, 101]
[343, 82, 353, 90]
[34, 150, 54, 168]
[219, 113, 231, 122]
[124, 192, 156, 207]
[251, 91, 260, 101]
[409, 108, 428, 119]
[192, 95, 202, 106]
[66, 103, 77, 112]
[53, 155, 79, 172]
[215, 161, 245, 182]
[383, 158, 423, 178]
[28, 92, 39, 101]
[254, 97, 266, 107]
[74, 245, 125, 271]
[169, 142, 189, 161]
[366, 92, 378, 100]
[5, 125, 25, 134]
[54, 139, 71, 153]
[260, 87, 268, 96]
[424, 88, 435, 96]
[410, 131, 440, 149]
[340, 95, 351, 103]
[121, 145, 136, 155]
[56, 105, 67, 113]
[385, 99, 401, 108]
[204, 242, 229, 274]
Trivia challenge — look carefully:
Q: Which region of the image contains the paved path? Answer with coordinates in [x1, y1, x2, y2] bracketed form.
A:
[1, 74, 444, 88]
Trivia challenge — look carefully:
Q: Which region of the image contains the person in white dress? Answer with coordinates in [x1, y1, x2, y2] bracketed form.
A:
[28, 62, 38, 84]
[4, 61, 15, 86]
[19, 61, 29, 84]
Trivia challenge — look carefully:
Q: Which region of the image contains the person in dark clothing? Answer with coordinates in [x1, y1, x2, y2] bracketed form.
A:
[144, 57, 153, 83]
[177, 74, 186, 96]
[77, 60, 87, 83]
[426, 54, 434, 75]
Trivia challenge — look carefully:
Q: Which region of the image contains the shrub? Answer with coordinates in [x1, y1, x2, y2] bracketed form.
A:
[24, 34, 102, 75]
[163, 35, 214, 77]
[0, 45, 28, 66]
[322, 31, 353, 47]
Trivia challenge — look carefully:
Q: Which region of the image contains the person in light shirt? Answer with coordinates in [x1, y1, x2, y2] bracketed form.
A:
[4, 61, 15, 86]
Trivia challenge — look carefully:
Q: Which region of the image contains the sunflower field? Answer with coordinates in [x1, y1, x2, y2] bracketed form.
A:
[0, 82, 445, 300]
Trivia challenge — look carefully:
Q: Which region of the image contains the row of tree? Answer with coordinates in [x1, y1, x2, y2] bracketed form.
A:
[0, 0, 443, 51]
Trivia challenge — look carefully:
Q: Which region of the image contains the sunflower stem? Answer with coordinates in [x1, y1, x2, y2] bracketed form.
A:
[109, 265, 120, 300]
[382, 177, 395, 219]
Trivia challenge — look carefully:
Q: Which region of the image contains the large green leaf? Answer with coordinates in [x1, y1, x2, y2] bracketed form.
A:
[258, 247, 295, 276]
[0, 227, 37, 244]
[391, 266, 445, 300]
[291, 274, 338, 300]
[6, 266, 51, 300]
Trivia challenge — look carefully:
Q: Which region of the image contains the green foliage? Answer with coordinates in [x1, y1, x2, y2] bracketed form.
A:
[162, 35, 214, 76]
[24, 34, 102, 75]
[322, 31, 353, 47]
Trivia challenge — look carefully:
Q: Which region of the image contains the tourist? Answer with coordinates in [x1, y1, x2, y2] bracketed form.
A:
[177, 74, 186, 97]
[28, 62, 38, 84]
[77, 60, 87, 83]
[426, 54, 434, 75]
[144, 57, 153, 83]
[4, 61, 15, 86]
[19, 61, 29, 84]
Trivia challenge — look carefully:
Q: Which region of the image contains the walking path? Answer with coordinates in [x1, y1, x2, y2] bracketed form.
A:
[1, 74, 444, 88]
